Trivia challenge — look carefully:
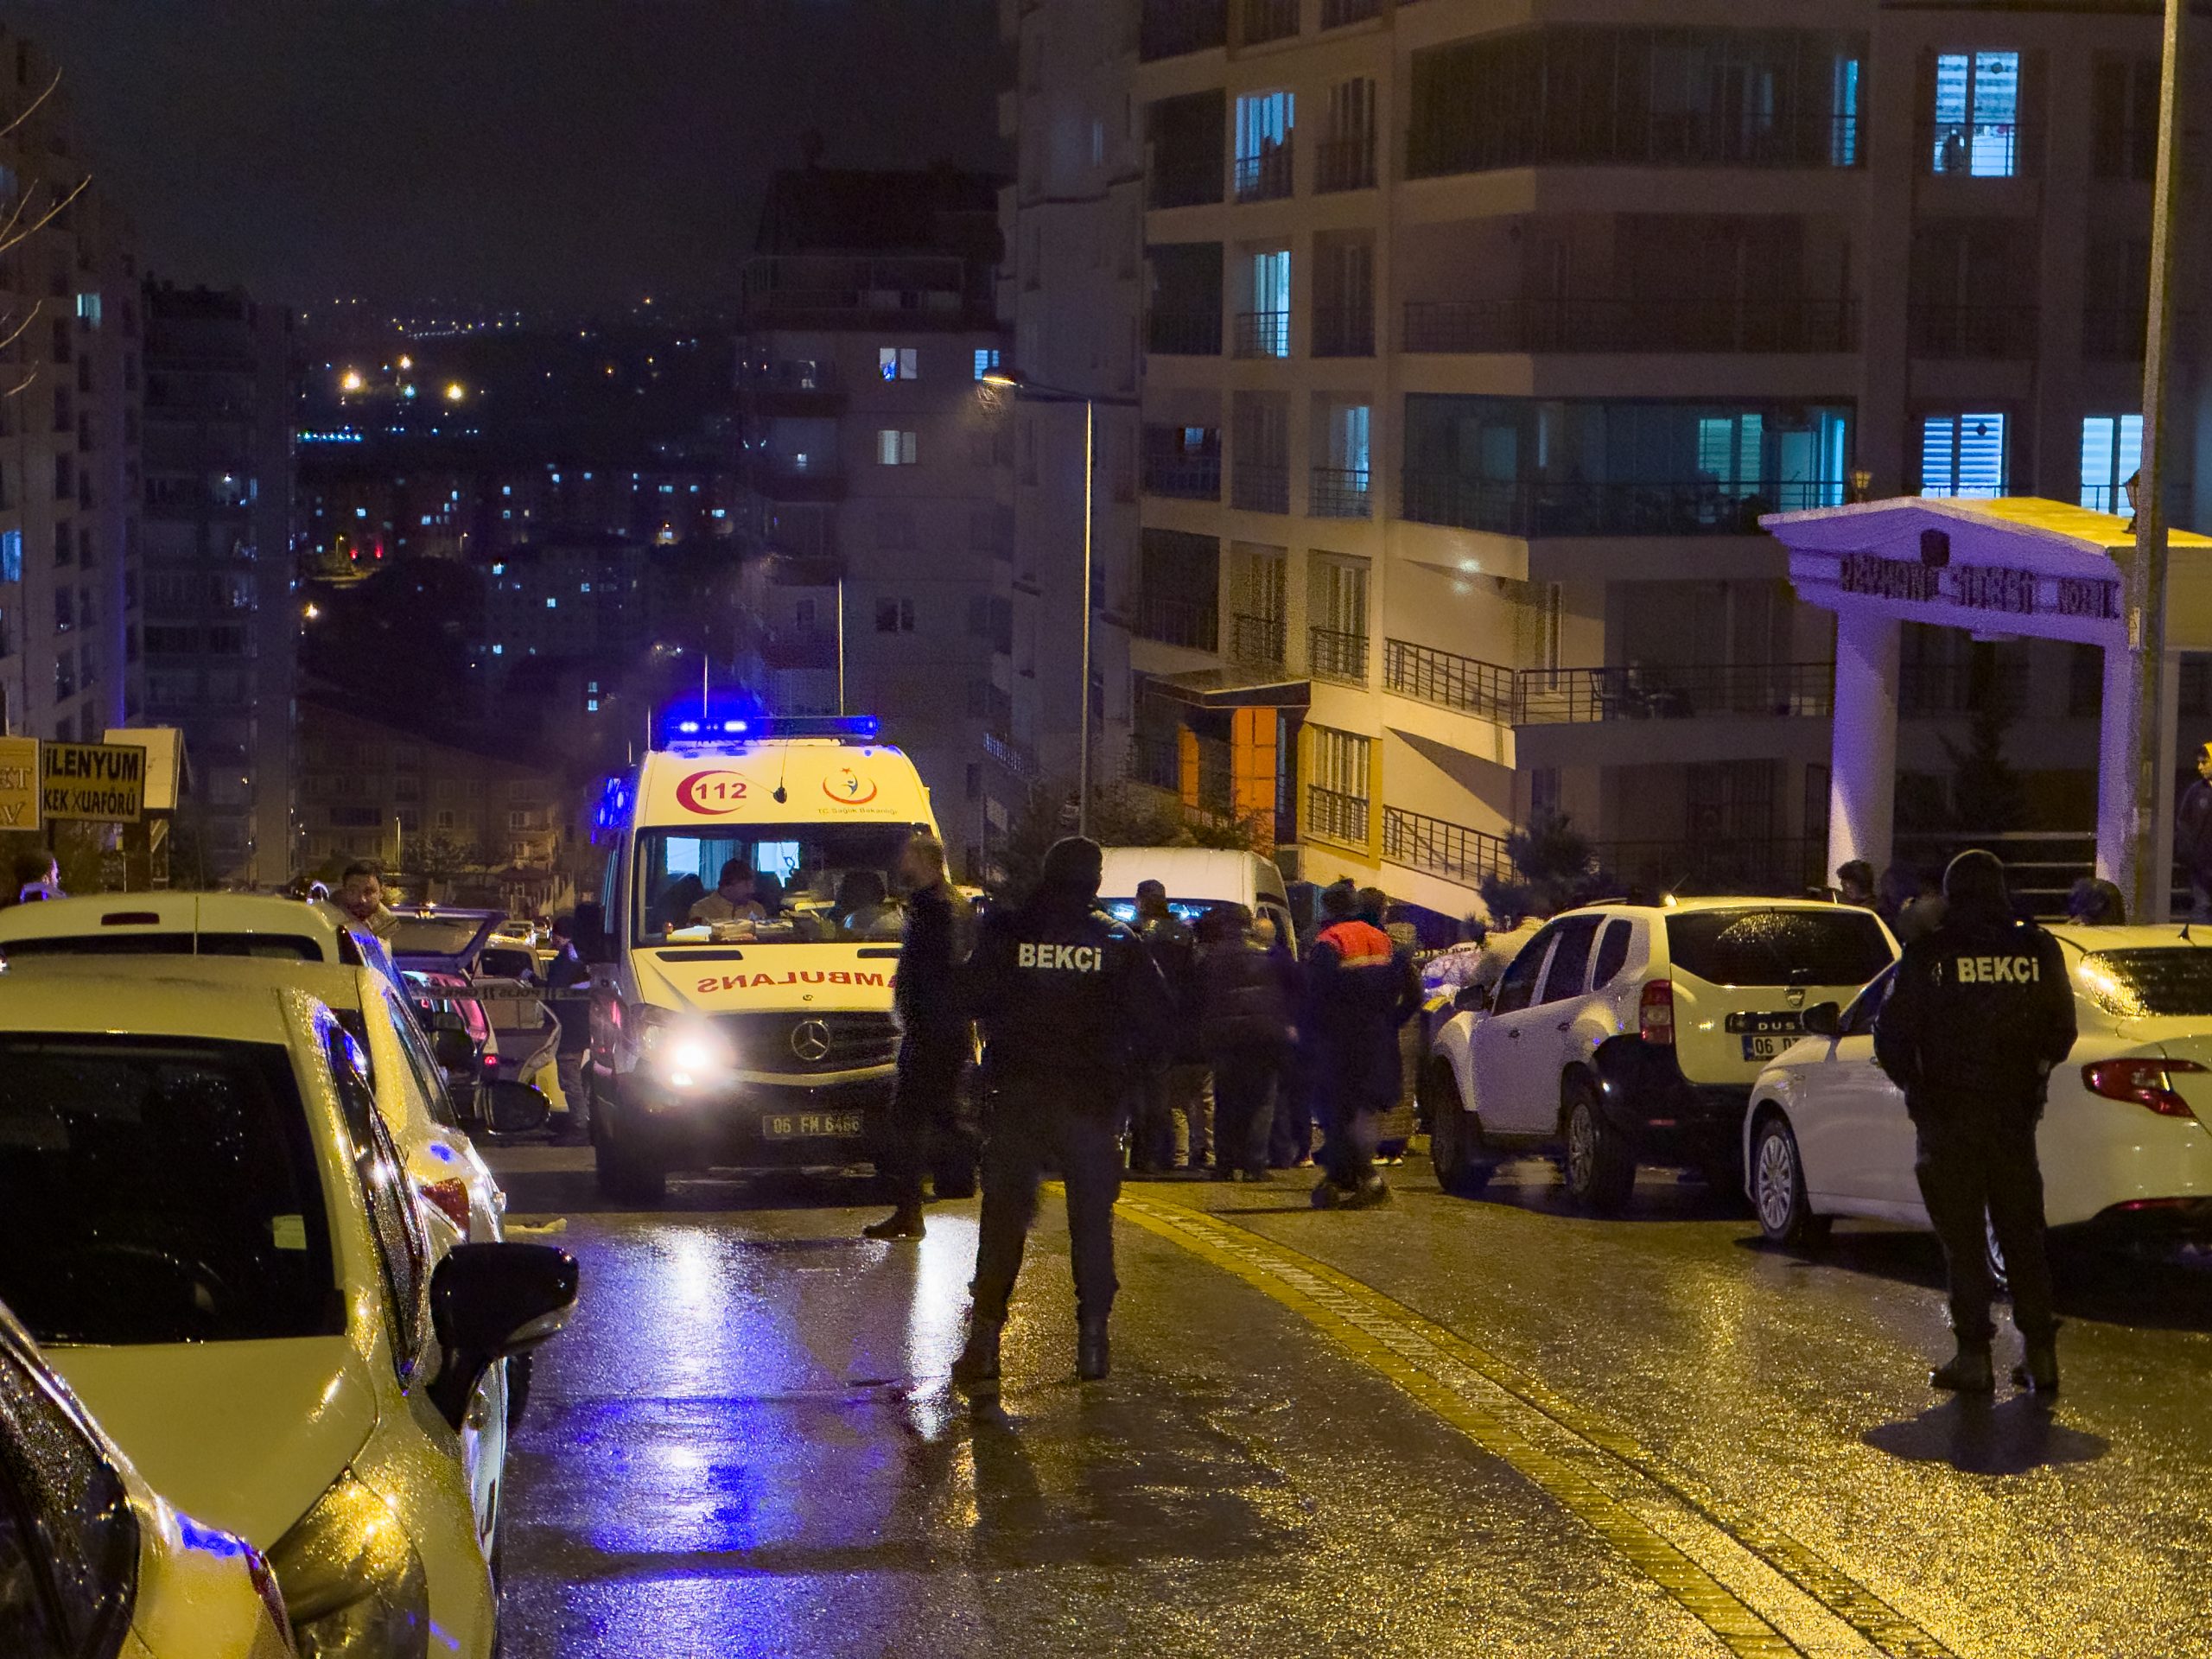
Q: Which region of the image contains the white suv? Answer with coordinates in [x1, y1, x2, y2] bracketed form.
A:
[1426, 899, 1898, 1213]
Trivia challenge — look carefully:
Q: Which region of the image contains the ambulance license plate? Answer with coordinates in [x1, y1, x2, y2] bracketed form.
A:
[763, 1111, 865, 1140]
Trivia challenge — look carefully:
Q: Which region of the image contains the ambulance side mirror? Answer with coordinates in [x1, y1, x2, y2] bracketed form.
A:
[575, 901, 617, 964]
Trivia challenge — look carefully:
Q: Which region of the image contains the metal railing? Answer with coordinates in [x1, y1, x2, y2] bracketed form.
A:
[1320, 0, 1381, 27]
[1308, 466, 1372, 518]
[1921, 121, 2032, 179]
[1383, 805, 1511, 890]
[1516, 662, 1833, 724]
[1384, 638, 1516, 721]
[1307, 784, 1370, 848]
[1147, 308, 1223, 355]
[739, 359, 840, 394]
[1309, 624, 1370, 684]
[1233, 149, 1294, 202]
[1134, 594, 1219, 652]
[1313, 136, 1377, 193]
[1141, 454, 1221, 500]
[1241, 0, 1300, 42]
[1233, 309, 1291, 357]
[1230, 610, 1287, 670]
[1908, 304, 2038, 359]
[1399, 474, 1842, 537]
[1231, 461, 1289, 513]
[1128, 732, 1182, 791]
[1311, 302, 1375, 357]
[1409, 111, 1861, 178]
[1402, 296, 1856, 355]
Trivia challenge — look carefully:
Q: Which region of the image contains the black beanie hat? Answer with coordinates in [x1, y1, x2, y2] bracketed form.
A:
[1942, 849, 2011, 925]
[1039, 836, 1103, 899]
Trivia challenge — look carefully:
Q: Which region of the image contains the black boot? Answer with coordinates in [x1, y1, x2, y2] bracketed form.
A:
[2012, 1330, 2060, 1395]
[1077, 1317, 1109, 1382]
[862, 1205, 925, 1241]
[1930, 1339, 1995, 1393]
[951, 1315, 1002, 1395]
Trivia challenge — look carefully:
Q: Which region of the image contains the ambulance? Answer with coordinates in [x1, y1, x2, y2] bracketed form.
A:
[576, 709, 938, 1202]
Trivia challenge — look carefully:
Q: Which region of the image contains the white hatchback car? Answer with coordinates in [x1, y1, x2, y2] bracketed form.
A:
[1427, 899, 1899, 1212]
[1745, 924, 2212, 1252]
[1, 1299, 296, 1658]
[0, 971, 576, 1656]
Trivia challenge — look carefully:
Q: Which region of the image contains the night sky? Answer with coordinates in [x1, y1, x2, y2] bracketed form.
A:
[0, 0, 1004, 307]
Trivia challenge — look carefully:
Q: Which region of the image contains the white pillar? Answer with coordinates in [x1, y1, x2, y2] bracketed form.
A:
[1827, 607, 1900, 885]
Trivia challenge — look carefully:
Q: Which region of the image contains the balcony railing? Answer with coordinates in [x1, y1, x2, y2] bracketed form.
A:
[1384, 638, 1516, 722]
[1402, 296, 1857, 355]
[1141, 0, 1227, 61]
[1309, 624, 1369, 684]
[1307, 784, 1370, 848]
[1595, 837, 1823, 899]
[1313, 137, 1377, 193]
[1922, 120, 2033, 179]
[1149, 308, 1223, 355]
[1142, 454, 1222, 500]
[1234, 148, 1294, 202]
[1320, 0, 1382, 28]
[1129, 732, 1181, 791]
[1308, 466, 1371, 518]
[1908, 304, 2038, 359]
[1311, 302, 1375, 357]
[1149, 157, 1224, 210]
[1230, 610, 1287, 671]
[1516, 661, 1833, 724]
[740, 254, 983, 324]
[1233, 309, 1291, 358]
[739, 359, 840, 394]
[1135, 594, 1219, 652]
[1242, 0, 1300, 42]
[1400, 474, 1842, 537]
[1382, 805, 1511, 891]
[1230, 461, 1289, 514]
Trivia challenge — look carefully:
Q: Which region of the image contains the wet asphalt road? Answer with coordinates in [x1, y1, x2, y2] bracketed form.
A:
[486, 1147, 2212, 1658]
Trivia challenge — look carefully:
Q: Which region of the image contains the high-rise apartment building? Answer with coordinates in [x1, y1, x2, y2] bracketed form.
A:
[0, 31, 141, 751]
[1005, 0, 2207, 921]
[734, 165, 1020, 879]
[140, 283, 298, 885]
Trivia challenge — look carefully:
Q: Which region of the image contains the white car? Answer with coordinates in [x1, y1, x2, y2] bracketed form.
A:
[1745, 924, 2212, 1254]
[0, 1299, 297, 1658]
[0, 891, 401, 984]
[0, 970, 577, 1656]
[1426, 899, 1899, 1212]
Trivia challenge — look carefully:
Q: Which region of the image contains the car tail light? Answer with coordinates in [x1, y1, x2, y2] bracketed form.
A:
[1638, 979, 1675, 1045]
[2082, 1058, 2208, 1118]
[417, 1177, 471, 1233]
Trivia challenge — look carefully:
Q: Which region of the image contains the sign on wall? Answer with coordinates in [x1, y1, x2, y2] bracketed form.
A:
[0, 737, 37, 830]
[1835, 553, 2121, 622]
[41, 741, 145, 823]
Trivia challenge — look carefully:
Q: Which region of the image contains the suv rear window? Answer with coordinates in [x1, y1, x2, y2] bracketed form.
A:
[1665, 907, 1893, 988]
[2076, 949, 2212, 1018]
[0, 932, 320, 961]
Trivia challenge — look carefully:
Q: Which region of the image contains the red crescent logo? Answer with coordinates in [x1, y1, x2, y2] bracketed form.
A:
[823, 768, 878, 805]
[676, 770, 747, 815]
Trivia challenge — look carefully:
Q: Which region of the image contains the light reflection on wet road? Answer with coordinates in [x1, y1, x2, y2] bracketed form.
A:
[488, 1148, 2212, 1658]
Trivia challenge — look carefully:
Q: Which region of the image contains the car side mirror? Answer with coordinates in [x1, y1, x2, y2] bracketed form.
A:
[431, 1025, 477, 1072]
[1453, 984, 1490, 1014]
[428, 1243, 579, 1432]
[1802, 1001, 1842, 1039]
[575, 901, 617, 964]
[480, 1078, 550, 1137]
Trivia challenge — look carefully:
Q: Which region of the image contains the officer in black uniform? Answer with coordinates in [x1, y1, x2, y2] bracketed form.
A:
[951, 836, 1171, 1394]
[1874, 850, 2076, 1394]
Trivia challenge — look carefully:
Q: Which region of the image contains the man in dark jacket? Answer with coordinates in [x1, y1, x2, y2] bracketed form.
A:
[1873, 850, 2077, 1394]
[1303, 882, 1419, 1209]
[1130, 879, 1210, 1173]
[952, 837, 1172, 1392]
[865, 833, 976, 1241]
[2177, 741, 2212, 919]
[545, 914, 594, 1146]
[1198, 905, 1300, 1182]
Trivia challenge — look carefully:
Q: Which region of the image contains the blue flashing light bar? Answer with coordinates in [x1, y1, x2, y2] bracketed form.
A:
[655, 701, 880, 747]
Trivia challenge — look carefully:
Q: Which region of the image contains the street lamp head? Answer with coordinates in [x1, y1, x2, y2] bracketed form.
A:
[980, 369, 1020, 391]
[444, 382, 467, 403]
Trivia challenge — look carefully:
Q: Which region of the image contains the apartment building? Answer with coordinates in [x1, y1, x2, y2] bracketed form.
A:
[1007, 0, 2206, 920]
[0, 31, 141, 750]
[734, 165, 1020, 880]
[141, 282, 298, 886]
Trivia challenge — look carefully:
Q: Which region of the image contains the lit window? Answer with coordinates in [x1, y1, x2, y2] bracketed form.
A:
[1921, 412, 2008, 498]
[491, 563, 505, 575]
[492, 644, 504, 656]
[75, 292, 101, 326]
[878, 429, 918, 466]
[1931, 52, 2021, 177]
[973, 347, 1001, 381]
[546, 596, 557, 609]
[2081, 415, 2144, 514]
[420, 515, 433, 526]
[879, 346, 918, 381]
[580, 581, 592, 594]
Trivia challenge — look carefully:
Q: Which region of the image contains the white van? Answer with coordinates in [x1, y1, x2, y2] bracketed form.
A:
[577, 710, 940, 1202]
[1096, 846, 1297, 955]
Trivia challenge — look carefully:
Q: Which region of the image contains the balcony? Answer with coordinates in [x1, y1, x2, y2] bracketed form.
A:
[1400, 474, 1841, 537]
[1313, 137, 1377, 194]
[749, 455, 846, 502]
[1142, 454, 1222, 501]
[1241, 0, 1299, 43]
[1308, 467, 1371, 518]
[738, 358, 842, 412]
[1383, 805, 1511, 891]
[1135, 594, 1219, 651]
[1233, 149, 1294, 203]
[1231, 461, 1288, 514]
[1516, 662, 1833, 724]
[1907, 304, 2038, 359]
[1307, 784, 1369, 848]
[1149, 308, 1223, 356]
[739, 254, 988, 328]
[2082, 306, 2149, 362]
[1384, 638, 1516, 722]
[1311, 303, 1375, 358]
[1309, 624, 1369, 684]
[1920, 120, 2036, 179]
[1141, 0, 1226, 60]
[1129, 731, 1182, 791]
[1320, 0, 1382, 28]
[1149, 156, 1224, 210]
[1233, 310, 1290, 358]
[1230, 610, 1287, 671]
[1402, 296, 1857, 355]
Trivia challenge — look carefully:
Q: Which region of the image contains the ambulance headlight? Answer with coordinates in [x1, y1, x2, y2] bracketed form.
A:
[638, 1012, 736, 1089]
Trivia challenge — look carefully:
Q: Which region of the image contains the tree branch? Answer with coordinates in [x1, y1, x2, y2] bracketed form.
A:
[0, 173, 90, 258]
[0, 69, 62, 144]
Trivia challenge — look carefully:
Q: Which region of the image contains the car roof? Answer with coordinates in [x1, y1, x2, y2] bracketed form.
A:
[0, 891, 356, 945]
[1557, 896, 1863, 919]
[3, 952, 376, 1013]
[0, 967, 302, 1043]
[2049, 923, 2212, 951]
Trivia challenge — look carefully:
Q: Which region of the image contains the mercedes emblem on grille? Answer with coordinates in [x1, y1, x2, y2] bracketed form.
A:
[791, 1020, 833, 1063]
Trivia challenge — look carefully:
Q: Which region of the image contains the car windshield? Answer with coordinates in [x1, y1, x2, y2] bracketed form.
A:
[2075, 948, 2212, 1018]
[1666, 907, 1894, 988]
[385, 916, 492, 958]
[0, 1036, 343, 1345]
[636, 824, 925, 946]
[1102, 897, 1243, 930]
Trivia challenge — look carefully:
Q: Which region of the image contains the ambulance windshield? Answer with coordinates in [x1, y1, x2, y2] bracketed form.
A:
[636, 824, 928, 946]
